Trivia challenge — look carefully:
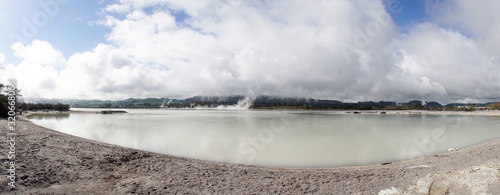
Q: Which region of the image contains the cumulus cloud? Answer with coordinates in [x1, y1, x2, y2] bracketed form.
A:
[0, 59, 60, 99]
[380, 22, 498, 102]
[11, 40, 67, 68]
[431, 0, 500, 60]
[100, 0, 400, 100]
[0, 0, 499, 103]
[0, 41, 62, 99]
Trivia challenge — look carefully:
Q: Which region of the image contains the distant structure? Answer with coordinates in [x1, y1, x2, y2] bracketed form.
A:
[101, 110, 127, 114]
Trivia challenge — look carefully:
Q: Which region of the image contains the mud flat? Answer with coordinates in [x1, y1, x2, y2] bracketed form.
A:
[0, 111, 499, 194]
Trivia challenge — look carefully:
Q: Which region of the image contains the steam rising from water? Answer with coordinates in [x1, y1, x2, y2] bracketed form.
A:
[193, 96, 254, 110]
[160, 99, 173, 108]
[218, 96, 254, 110]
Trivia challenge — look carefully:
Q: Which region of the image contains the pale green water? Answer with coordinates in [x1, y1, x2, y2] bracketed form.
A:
[29, 109, 500, 168]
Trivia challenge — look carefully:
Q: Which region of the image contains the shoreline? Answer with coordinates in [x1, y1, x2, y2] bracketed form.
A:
[1, 111, 499, 193]
[22, 108, 500, 115]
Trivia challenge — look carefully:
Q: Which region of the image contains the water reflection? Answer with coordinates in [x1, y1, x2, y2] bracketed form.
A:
[28, 113, 70, 121]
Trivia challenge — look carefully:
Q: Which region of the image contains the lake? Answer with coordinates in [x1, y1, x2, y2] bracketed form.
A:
[28, 109, 500, 168]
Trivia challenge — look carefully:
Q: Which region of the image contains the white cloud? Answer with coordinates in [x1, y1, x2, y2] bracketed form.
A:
[0, 41, 65, 99]
[105, 3, 131, 14]
[430, 0, 500, 56]
[0, 60, 59, 99]
[0, 0, 499, 103]
[11, 40, 66, 68]
[55, 44, 170, 99]
[100, 0, 400, 100]
[376, 22, 500, 102]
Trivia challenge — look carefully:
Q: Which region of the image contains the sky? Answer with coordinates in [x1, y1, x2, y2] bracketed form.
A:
[0, 0, 499, 104]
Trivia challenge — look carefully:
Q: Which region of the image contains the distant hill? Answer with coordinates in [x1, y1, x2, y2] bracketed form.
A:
[486, 102, 500, 109]
[444, 102, 496, 108]
[22, 96, 500, 110]
[62, 98, 169, 108]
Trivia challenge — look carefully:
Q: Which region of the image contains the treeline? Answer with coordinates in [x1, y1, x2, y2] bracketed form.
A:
[165, 96, 246, 108]
[0, 83, 70, 117]
[18, 102, 70, 111]
[251, 96, 400, 110]
[165, 96, 445, 110]
[165, 96, 500, 111]
[64, 98, 167, 108]
[64, 97, 242, 108]
[22, 94, 500, 111]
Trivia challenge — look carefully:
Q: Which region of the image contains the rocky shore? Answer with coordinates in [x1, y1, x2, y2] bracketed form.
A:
[0, 112, 499, 194]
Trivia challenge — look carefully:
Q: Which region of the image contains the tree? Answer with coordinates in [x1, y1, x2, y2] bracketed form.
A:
[467, 104, 476, 111]
[0, 84, 7, 116]
[0, 83, 18, 117]
[412, 102, 424, 109]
